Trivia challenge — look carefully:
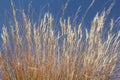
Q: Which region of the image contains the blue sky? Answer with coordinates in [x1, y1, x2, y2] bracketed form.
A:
[0, 0, 120, 33]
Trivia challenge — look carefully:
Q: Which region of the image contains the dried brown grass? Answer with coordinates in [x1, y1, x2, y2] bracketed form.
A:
[0, 1, 120, 80]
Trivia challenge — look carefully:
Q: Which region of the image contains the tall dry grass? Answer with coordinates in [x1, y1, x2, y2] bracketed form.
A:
[0, 1, 120, 80]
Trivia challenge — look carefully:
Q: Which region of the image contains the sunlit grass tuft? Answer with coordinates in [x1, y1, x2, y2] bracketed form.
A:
[0, 1, 120, 80]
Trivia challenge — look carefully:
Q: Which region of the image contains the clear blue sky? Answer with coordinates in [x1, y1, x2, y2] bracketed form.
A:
[0, 0, 120, 32]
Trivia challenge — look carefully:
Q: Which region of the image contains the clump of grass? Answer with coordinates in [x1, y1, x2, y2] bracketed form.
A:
[0, 1, 120, 80]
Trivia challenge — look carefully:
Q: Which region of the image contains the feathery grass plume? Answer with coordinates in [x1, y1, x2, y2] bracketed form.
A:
[1, 26, 9, 49]
[0, 0, 120, 80]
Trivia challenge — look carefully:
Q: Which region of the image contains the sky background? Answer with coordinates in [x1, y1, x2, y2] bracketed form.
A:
[0, 0, 120, 34]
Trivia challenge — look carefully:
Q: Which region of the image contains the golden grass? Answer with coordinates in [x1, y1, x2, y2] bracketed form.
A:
[0, 1, 120, 80]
